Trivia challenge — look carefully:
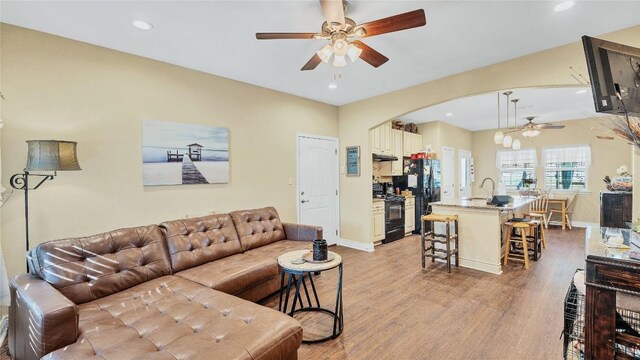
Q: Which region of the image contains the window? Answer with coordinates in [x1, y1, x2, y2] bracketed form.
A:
[496, 148, 537, 190]
[542, 145, 591, 191]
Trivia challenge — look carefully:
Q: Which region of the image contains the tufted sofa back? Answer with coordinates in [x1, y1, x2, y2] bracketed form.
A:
[29, 225, 172, 304]
[229, 207, 286, 252]
[160, 214, 243, 272]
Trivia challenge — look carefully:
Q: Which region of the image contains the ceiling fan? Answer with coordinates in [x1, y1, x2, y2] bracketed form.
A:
[508, 116, 566, 138]
[255, 0, 426, 71]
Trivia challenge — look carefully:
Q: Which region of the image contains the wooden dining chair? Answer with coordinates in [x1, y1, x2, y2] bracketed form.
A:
[524, 192, 550, 229]
[550, 190, 578, 230]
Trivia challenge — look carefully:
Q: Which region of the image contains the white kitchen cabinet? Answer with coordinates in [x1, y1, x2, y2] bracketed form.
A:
[402, 132, 423, 157]
[380, 122, 392, 155]
[403, 132, 412, 157]
[372, 202, 385, 242]
[391, 129, 403, 176]
[411, 132, 423, 154]
[405, 197, 415, 234]
[370, 127, 382, 154]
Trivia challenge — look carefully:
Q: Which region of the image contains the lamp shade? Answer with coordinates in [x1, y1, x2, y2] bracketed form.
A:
[25, 140, 81, 171]
[502, 135, 513, 148]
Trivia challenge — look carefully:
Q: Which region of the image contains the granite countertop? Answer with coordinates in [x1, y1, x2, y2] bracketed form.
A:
[431, 196, 538, 211]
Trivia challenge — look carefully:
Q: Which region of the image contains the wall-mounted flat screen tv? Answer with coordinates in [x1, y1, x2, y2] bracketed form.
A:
[582, 35, 640, 117]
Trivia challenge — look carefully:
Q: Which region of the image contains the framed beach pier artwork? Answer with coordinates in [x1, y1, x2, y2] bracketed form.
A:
[142, 120, 229, 186]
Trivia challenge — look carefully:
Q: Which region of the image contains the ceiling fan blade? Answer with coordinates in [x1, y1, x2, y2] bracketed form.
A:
[301, 54, 322, 71]
[256, 33, 318, 40]
[352, 41, 389, 68]
[320, 0, 345, 25]
[535, 123, 565, 129]
[359, 9, 426, 38]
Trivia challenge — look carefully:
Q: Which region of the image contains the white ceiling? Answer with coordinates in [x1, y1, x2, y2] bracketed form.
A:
[1, 1, 640, 106]
[399, 86, 606, 131]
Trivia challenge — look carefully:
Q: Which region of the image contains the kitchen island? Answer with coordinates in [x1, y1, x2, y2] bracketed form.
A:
[430, 196, 538, 274]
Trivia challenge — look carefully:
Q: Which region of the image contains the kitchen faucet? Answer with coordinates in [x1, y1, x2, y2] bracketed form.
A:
[480, 177, 495, 201]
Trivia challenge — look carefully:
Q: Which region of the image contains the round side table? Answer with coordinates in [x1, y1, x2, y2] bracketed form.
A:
[277, 249, 343, 343]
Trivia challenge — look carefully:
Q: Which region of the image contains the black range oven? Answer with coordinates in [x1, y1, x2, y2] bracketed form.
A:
[382, 195, 405, 244]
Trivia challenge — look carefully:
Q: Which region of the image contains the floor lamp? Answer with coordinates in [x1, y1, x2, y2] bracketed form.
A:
[9, 140, 81, 270]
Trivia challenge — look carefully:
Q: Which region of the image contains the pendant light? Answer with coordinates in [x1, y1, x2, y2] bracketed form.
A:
[511, 98, 521, 150]
[502, 91, 513, 148]
[493, 92, 504, 144]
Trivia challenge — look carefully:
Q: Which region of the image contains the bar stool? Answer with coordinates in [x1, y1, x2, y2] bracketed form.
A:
[503, 221, 542, 269]
[421, 213, 459, 273]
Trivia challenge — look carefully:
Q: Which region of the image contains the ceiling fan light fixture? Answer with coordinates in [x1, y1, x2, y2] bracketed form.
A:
[502, 135, 513, 148]
[333, 39, 349, 56]
[332, 55, 347, 67]
[347, 43, 362, 62]
[317, 44, 334, 63]
[522, 129, 541, 138]
[512, 138, 521, 150]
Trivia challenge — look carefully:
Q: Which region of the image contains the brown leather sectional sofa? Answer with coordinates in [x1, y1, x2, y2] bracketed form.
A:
[9, 207, 322, 360]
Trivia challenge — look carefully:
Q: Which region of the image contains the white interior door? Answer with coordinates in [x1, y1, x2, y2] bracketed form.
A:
[441, 146, 455, 202]
[459, 149, 472, 199]
[297, 135, 339, 245]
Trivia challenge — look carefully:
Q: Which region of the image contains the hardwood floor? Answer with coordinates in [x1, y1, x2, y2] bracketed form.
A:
[261, 227, 586, 359]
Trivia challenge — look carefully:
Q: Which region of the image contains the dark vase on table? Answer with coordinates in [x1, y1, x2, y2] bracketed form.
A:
[313, 239, 328, 261]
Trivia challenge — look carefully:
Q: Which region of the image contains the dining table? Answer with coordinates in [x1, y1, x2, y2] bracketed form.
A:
[548, 196, 569, 230]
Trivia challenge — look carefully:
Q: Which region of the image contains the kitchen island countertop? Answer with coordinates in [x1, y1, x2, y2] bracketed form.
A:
[430, 196, 538, 211]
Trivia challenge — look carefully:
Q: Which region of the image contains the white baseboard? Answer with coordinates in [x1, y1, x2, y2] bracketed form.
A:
[548, 220, 598, 229]
[458, 258, 503, 275]
[336, 238, 375, 252]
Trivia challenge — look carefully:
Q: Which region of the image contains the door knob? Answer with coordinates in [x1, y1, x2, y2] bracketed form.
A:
[301, 200, 309, 203]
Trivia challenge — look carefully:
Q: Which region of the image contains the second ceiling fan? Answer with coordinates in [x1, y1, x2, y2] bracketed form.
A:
[507, 116, 566, 138]
[256, 0, 426, 71]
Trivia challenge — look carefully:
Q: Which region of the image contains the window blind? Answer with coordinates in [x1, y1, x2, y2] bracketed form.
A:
[495, 148, 537, 170]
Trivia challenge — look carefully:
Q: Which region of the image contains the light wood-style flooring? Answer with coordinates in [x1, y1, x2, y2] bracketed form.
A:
[261, 227, 585, 359]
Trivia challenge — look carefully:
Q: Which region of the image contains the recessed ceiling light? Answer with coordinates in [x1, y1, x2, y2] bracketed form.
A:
[445, 113, 453, 117]
[328, 83, 338, 89]
[576, 89, 588, 94]
[132, 20, 153, 30]
[554, 1, 575, 12]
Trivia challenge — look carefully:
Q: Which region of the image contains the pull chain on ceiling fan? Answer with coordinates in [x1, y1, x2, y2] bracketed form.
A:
[256, 0, 427, 71]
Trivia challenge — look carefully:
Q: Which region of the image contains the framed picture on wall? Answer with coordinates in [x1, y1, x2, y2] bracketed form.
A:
[346, 146, 360, 177]
[142, 120, 229, 186]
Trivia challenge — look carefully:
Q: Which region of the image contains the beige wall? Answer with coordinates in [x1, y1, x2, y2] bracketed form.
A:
[0, 24, 339, 277]
[338, 25, 640, 244]
[417, 121, 473, 198]
[472, 118, 632, 224]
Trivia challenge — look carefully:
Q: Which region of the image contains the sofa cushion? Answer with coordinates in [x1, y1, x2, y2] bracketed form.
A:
[244, 240, 311, 262]
[30, 225, 172, 304]
[176, 254, 279, 296]
[230, 207, 286, 252]
[44, 276, 302, 360]
[160, 214, 243, 272]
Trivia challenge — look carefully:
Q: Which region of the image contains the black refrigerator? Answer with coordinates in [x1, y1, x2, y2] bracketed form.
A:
[394, 158, 441, 234]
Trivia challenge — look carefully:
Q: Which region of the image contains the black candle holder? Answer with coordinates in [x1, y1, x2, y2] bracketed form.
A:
[313, 239, 328, 261]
